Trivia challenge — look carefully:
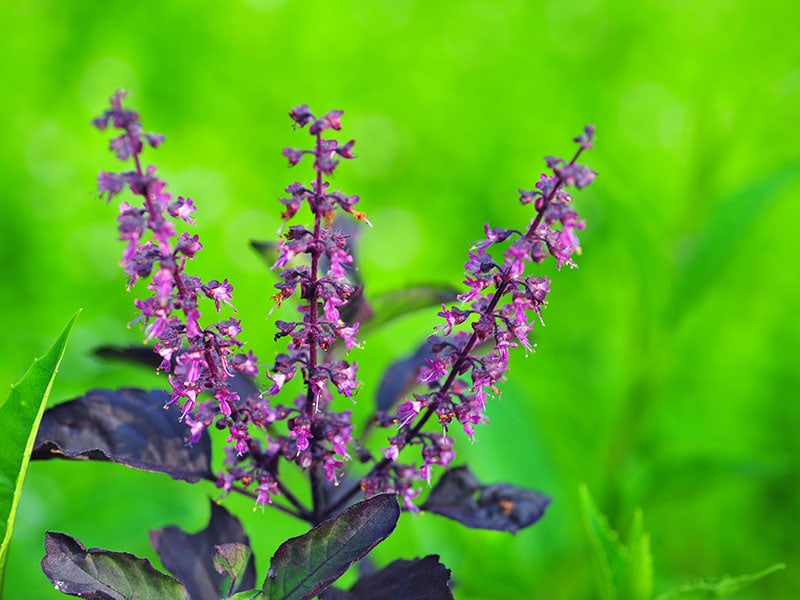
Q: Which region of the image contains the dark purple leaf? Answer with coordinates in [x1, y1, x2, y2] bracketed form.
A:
[41, 531, 189, 599]
[250, 239, 280, 268]
[32, 388, 212, 482]
[93, 346, 261, 401]
[150, 501, 256, 599]
[376, 342, 432, 411]
[213, 543, 252, 585]
[264, 494, 400, 600]
[337, 285, 373, 328]
[322, 217, 364, 287]
[319, 555, 453, 600]
[318, 589, 360, 600]
[422, 466, 551, 533]
[311, 465, 366, 520]
[94, 344, 162, 369]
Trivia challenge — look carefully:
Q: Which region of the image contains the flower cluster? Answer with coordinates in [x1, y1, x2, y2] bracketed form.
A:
[255, 106, 367, 496]
[93, 91, 259, 424]
[95, 92, 596, 520]
[93, 94, 366, 514]
[365, 126, 597, 509]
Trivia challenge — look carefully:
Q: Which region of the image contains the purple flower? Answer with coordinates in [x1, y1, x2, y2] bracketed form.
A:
[254, 474, 280, 509]
[231, 350, 259, 377]
[418, 357, 448, 384]
[396, 397, 424, 427]
[95, 93, 598, 519]
[289, 420, 313, 452]
[202, 279, 234, 311]
[98, 171, 125, 202]
[282, 147, 305, 165]
[167, 196, 196, 223]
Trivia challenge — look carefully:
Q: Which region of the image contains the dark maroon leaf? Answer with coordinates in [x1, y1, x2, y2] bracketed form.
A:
[338, 285, 373, 328]
[422, 466, 551, 533]
[150, 501, 256, 599]
[41, 531, 189, 599]
[94, 344, 162, 369]
[318, 589, 359, 600]
[250, 239, 280, 268]
[323, 217, 364, 286]
[213, 543, 252, 585]
[319, 555, 453, 600]
[264, 494, 400, 600]
[32, 388, 212, 482]
[376, 341, 432, 411]
[93, 346, 261, 401]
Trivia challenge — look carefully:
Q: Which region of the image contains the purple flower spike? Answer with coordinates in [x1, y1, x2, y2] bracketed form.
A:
[94, 90, 260, 452]
[367, 126, 597, 507]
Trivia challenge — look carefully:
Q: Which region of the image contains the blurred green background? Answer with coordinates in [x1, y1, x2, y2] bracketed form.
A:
[2, 0, 798, 598]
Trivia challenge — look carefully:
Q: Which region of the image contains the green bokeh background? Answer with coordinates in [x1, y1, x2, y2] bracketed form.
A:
[2, 1, 798, 598]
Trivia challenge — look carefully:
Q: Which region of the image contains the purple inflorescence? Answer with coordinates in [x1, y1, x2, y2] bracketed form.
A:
[96, 94, 367, 512]
[95, 91, 595, 518]
[367, 125, 597, 510]
[93, 90, 260, 426]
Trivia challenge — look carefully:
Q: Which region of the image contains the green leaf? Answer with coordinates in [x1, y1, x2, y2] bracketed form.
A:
[579, 483, 626, 600]
[621, 508, 653, 600]
[229, 591, 266, 600]
[0, 310, 79, 592]
[579, 484, 653, 600]
[264, 494, 400, 600]
[41, 531, 190, 599]
[654, 563, 786, 599]
[362, 284, 459, 335]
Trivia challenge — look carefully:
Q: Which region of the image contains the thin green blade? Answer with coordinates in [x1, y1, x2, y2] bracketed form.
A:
[0, 310, 80, 590]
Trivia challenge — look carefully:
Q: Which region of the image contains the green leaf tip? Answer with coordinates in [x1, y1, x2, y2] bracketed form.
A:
[578, 483, 653, 600]
[0, 311, 80, 592]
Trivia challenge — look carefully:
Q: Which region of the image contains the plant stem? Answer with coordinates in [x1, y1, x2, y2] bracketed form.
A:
[307, 130, 325, 520]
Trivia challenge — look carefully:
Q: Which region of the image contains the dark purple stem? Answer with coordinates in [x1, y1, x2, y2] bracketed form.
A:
[307, 130, 325, 520]
[204, 476, 303, 519]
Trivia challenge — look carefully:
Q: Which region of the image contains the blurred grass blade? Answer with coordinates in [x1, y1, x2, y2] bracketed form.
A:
[0, 310, 80, 590]
[579, 483, 625, 600]
[668, 164, 799, 324]
[654, 562, 786, 599]
[622, 508, 653, 600]
[579, 483, 654, 600]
